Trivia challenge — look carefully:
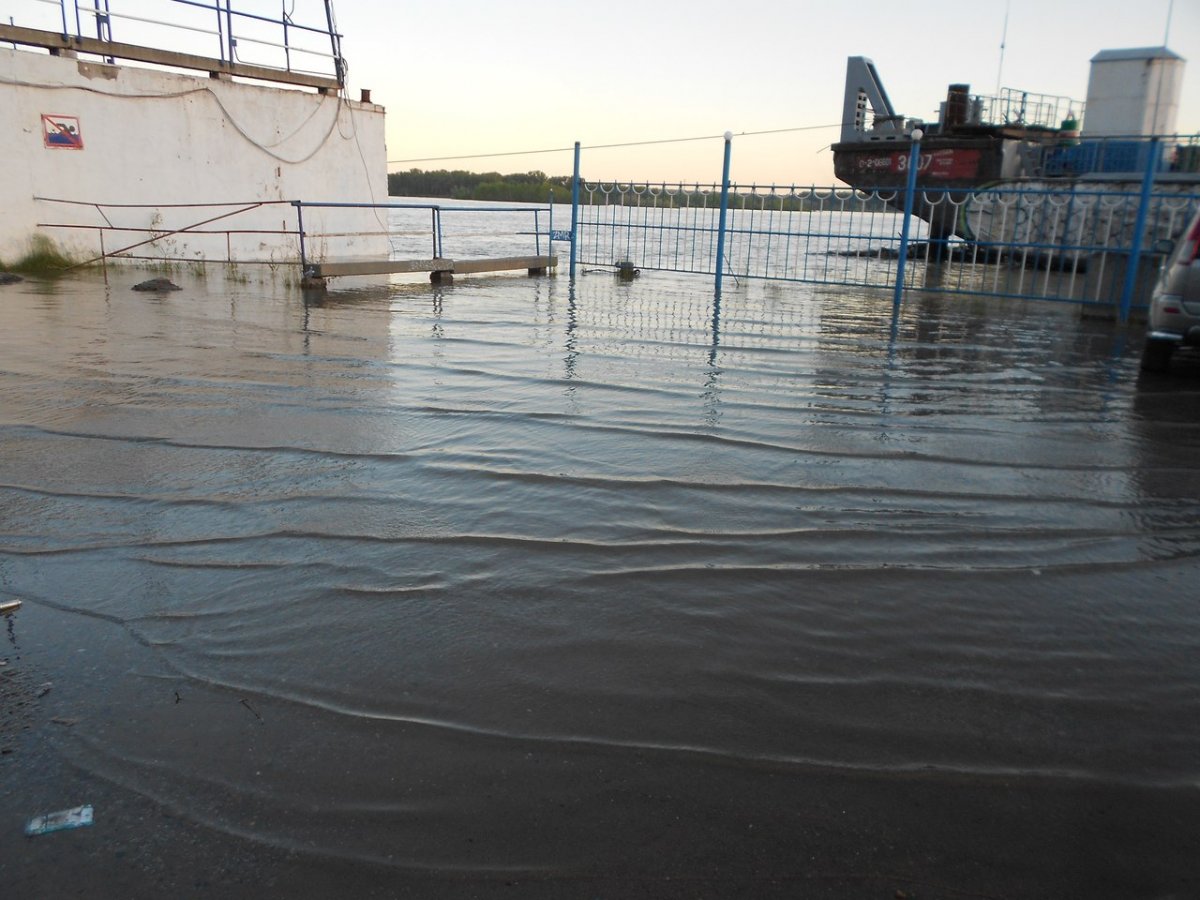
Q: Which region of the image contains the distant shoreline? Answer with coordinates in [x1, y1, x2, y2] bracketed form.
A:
[388, 168, 571, 204]
[388, 168, 894, 211]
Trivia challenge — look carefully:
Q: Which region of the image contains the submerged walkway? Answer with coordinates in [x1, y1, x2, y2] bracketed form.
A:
[302, 255, 556, 286]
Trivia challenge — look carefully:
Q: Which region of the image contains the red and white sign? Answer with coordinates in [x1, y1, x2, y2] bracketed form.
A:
[42, 115, 84, 150]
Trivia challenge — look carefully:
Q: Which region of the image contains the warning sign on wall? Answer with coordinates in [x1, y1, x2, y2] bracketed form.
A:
[42, 115, 84, 149]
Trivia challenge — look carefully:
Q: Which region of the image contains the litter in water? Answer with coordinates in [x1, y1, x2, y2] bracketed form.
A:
[25, 805, 94, 837]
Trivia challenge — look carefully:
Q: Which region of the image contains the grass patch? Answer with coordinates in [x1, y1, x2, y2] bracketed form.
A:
[8, 235, 78, 274]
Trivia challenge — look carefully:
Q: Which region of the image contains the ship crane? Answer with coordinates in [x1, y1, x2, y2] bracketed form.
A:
[840, 57, 908, 144]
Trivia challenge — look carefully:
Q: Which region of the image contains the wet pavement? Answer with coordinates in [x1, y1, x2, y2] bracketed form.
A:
[1, 267, 1198, 898]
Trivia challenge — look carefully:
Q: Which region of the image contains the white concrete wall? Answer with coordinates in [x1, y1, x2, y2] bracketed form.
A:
[1083, 57, 1184, 137]
[0, 48, 389, 267]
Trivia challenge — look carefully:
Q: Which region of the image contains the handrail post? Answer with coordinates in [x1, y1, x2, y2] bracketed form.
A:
[569, 141, 581, 281]
[225, 0, 235, 65]
[281, 0, 291, 73]
[293, 200, 308, 273]
[893, 127, 923, 308]
[214, 0, 226, 64]
[1119, 137, 1160, 323]
[715, 131, 733, 297]
[99, 228, 107, 283]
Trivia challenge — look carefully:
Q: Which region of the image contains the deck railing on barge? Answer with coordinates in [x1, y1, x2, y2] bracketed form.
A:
[1026, 134, 1200, 179]
[970, 87, 1082, 133]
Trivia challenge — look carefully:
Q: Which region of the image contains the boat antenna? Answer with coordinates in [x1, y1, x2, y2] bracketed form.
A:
[1164, 0, 1174, 45]
[995, 0, 1010, 98]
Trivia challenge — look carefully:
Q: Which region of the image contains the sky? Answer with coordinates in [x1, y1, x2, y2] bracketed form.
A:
[329, 0, 1200, 186]
[10, 0, 1200, 186]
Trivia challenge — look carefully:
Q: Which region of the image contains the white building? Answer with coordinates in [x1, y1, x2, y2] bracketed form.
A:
[1, 41, 388, 268]
[1083, 47, 1186, 137]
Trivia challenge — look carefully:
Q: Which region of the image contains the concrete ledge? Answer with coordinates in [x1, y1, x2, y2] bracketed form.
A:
[450, 256, 555, 275]
[304, 255, 556, 283]
[307, 258, 452, 278]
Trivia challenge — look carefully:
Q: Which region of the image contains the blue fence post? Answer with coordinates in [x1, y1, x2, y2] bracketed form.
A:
[715, 131, 733, 297]
[1118, 137, 1161, 323]
[893, 127, 923, 308]
[569, 141, 581, 281]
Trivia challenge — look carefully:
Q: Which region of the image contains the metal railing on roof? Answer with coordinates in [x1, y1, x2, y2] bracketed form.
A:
[3, 0, 345, 88]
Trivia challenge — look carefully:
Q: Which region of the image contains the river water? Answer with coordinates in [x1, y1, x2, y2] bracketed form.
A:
[1, 264, 1198, 897]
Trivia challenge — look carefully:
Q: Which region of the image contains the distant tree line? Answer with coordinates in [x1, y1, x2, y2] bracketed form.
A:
[388, 169, 572, 203]
[388, 169, 898, 212]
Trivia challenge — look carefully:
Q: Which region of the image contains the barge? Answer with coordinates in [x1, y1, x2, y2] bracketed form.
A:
[832, 50, 1200, 247]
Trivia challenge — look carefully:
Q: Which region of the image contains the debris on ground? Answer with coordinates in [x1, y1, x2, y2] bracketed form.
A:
[131, 278, 182, 292]
[240, 698, 263, 722]
[25, 804, 94, 836]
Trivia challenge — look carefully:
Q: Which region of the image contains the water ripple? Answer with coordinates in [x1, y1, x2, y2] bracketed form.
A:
[3, 270, 1199, 872]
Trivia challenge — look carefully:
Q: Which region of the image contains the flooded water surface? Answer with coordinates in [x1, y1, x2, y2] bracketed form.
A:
[2, 268, 1198, 897]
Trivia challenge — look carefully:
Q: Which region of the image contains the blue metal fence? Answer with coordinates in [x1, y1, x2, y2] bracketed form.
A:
[567, 137, 1200, 321]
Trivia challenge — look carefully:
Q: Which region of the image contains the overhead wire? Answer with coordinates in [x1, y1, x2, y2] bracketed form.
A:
[386, 124, 842, 166]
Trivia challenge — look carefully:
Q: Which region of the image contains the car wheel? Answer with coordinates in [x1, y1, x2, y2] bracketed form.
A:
[1141, 338, 1175, 373]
